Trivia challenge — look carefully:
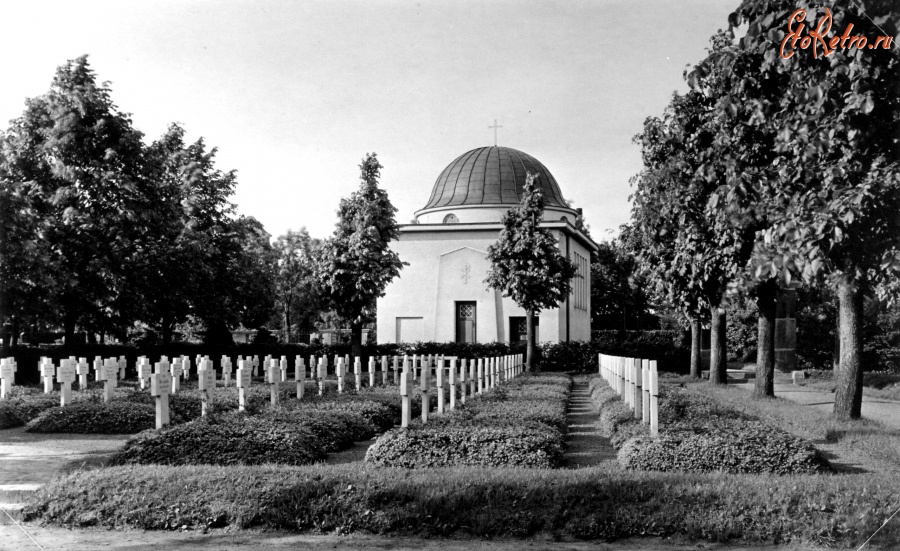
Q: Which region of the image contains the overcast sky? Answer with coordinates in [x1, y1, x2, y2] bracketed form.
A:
[0, 0, 736, 241]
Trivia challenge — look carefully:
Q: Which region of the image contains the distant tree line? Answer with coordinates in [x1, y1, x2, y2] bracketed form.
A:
[0, 56, 285, 350]
[0, 56, 407, 356]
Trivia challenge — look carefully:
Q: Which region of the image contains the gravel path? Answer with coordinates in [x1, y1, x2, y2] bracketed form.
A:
[563, 379, 617, 468]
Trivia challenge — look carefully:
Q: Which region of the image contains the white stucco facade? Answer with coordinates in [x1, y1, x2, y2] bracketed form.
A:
[377, 221, 596, 344]
[376, 145, 597, 345]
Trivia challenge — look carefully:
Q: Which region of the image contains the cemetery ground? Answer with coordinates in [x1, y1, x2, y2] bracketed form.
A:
[1, 357, 899, 550]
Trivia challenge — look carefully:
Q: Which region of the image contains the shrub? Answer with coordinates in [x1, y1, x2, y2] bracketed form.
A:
[0, 387, 60, 429]
[365, 425, 565, 468]
[26, 401, 157, 434]
[110, 412, 326, 466]
[365, 373, 570, 468]
[618, 427, 829, 475]
[541, 332, 688, 373]
[587, 376, 831, 475]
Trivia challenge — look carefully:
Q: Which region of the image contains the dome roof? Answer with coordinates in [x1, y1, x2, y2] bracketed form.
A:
[421, 146, 568, 210]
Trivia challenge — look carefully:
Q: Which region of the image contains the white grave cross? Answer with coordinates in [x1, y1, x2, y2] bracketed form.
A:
[150, 369, 171, 428]
[57, 359, 77, 406]
[0, 358, 16, 399]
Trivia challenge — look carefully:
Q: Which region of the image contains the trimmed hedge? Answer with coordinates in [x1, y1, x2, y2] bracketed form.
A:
[365, 373, 571, 468]
[541, 332, 689, 373]
[588, 376, 830, 475]
[0, 387, 60, 429]
[110, 412, 327, 466]
[366, 426, 565, 468]
[109, 392, 397, 466]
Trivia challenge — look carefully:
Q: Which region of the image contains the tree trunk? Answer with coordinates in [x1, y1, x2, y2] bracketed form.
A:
[9, 318, 18, 348]
[0, 189, 8, 357]
[283, 306, 292, 344]
[161, 311, 173, 346]
[351, 321, 363, 361]
[754, 280, 777, 398]
[690, 318, 702, 378]
[708, 302, 727, 385]
[834, 274, 864, 420]
[526, 309, 535, 372]
[832, 312, 841, 373]
[64, 309, 77, 351]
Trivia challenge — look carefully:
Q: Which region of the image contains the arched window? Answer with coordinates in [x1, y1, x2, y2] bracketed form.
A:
[560, 216, 569, 224]
[443, 213, 459, 224]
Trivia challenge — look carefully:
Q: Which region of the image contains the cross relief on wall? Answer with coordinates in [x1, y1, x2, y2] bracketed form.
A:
[462, 264, 471, 284]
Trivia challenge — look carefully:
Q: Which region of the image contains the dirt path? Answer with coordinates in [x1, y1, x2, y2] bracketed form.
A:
[0, 525, 839, 551]
[563, 379, 617, 468]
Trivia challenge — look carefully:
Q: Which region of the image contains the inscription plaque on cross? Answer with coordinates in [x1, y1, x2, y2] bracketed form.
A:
[221, 356, 233, 386]
[170, 359, 183, 394]
[1, 358, 17, 399]
[40, 360, 55, 394]
[267, 358, 280, 405]
[150, 370, 171, 428]
[295, 357, 305, 400]
[236, 360, 251, 411]
[103, 359, 118, 402]
[57, 360, 77, 406]
[198, 359, 215, 416]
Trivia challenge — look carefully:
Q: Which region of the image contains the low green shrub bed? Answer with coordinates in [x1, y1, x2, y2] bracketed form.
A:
[24, 389, 199, 433]
[110, 412, 327, 466]
[0, 386, 60, 429]
[588, 376, 830, 475]
[23, 464, 900, 548]
[365, 373, 570, 468]
[110, 393, 397, 465]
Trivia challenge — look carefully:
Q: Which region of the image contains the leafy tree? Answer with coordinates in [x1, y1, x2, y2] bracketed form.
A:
[316, 153, 405, 358]
[0, 56, 145, 347]
[591, 227, 655, 331]
[631, 86, 745, 383]
[706, 0, 900, 418]
[486, 174, 577, 371]
[272, 228, 320, 342]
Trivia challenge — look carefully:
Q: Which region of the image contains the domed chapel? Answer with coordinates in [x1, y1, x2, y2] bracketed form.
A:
[377, 146, 598, 344]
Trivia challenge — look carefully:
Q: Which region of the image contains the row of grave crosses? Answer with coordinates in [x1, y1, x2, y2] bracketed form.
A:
[0, 352, 526, 431]
[599, 354, 660, 437]
[397, 353, 525, 427]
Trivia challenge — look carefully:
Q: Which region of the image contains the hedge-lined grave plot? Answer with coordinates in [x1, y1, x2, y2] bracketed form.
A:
[592, 353, 831, 475]
[367, 369, 568, 469]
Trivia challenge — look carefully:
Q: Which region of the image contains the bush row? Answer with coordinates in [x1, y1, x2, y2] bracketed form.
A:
[541, 332, 688, 373]
[23, 464, 900, 547]
[587, 376, 830, 475]
[365, 373, 571, 468]
[109, 390, 398, 466]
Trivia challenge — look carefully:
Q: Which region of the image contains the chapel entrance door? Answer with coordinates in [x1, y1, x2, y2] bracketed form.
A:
[456, 302, 476, 343]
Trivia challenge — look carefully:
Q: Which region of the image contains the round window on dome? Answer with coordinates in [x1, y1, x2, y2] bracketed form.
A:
[443, 214, 459, 224]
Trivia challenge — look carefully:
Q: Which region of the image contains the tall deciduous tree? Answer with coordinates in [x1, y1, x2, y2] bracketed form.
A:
[486, 174, 577, 371]
[631, 86, 744, 383]
[706, 0, 900, 418]
[0, 55, 145, 347]
[273, 228, 319, 342]
[316, 153, 405, 358]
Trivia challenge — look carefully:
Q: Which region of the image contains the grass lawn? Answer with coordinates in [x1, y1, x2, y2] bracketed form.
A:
[22, 463, 900, 548]
[683, 381, 900, 472]
[17, 370, 900, 549]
